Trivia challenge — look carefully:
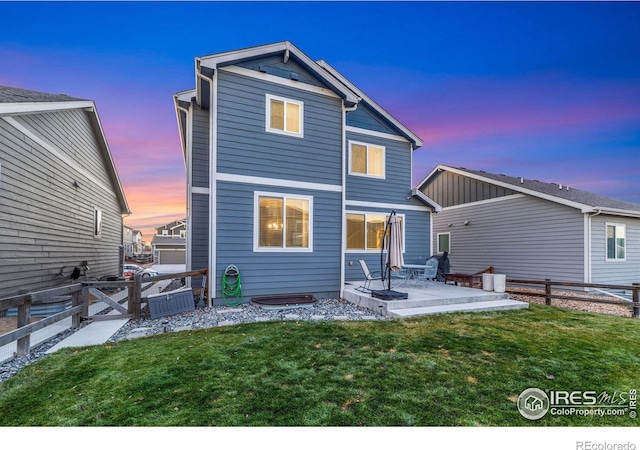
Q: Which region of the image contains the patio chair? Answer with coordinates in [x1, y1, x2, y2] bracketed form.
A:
[357, 260, 383, 292]
[415, 257, 440, 288]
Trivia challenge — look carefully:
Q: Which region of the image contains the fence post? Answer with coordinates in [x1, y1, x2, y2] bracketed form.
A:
[545, 279, 552, 306]
[72, 288, 82, 329]
[16, 296, 32, 356]
[633, 283, 639, 319]
[130, 274, 142, 319]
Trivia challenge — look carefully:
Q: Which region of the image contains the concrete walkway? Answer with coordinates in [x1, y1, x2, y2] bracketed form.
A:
[45, 279, 172, 354]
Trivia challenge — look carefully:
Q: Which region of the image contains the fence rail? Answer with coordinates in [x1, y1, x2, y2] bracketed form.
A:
[0, 268, 207, 360]
[506, 278, 640, 318]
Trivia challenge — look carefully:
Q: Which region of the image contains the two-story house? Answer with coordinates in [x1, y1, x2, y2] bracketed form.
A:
[151, 218, 186, 264]
[174, 42, 438, 304]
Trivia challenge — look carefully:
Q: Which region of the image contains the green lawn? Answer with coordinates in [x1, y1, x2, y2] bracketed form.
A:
[0, 304, 638, 426]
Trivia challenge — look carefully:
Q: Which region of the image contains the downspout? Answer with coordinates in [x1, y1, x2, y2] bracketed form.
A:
[340, 102, 358, 298]
[176, 103, 192, 284]
[585, 208, 603, 285]
[196, 66, 216, 307]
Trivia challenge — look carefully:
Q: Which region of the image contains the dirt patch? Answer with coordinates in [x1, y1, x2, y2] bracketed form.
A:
[508, 287, 634, 318]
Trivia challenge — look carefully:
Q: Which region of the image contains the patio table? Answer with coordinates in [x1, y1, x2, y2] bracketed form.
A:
[402, 264, 426, 284]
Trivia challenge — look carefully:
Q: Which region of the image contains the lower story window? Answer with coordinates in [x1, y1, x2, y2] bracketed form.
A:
[255, 192, 312, 251]
[606, 223, 625, 260]
[346, 212, 403, 251]
[437, 232, 450, 253]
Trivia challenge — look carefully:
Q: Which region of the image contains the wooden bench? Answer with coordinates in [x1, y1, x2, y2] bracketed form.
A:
[445, 273, 483, 289]
[444, 267, 494, 289]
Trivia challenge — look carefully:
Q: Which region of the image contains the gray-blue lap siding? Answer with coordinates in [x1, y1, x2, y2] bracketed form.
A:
[216, 69, 343, 185]
[344, 207, 432, 283]
[216, 181, 342, 302]
[345, 130, 415, 205]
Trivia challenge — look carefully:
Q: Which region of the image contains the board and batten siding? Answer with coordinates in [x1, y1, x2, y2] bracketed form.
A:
[0, 110, 123, 299]
[432, 195, 585, 282]
[590, 214, 640, 286]
[422, 169, 518, 208]
[215, 180, 342, 301]
[216, 69, 343, 186]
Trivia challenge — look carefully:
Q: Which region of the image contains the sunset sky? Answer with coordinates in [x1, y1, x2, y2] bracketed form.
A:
[2, 1, 639, 241]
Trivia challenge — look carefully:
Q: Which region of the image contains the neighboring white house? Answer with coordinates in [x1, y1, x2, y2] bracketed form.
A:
[417, 165, 640, 287]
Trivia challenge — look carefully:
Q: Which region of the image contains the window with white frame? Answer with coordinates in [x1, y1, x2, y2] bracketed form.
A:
[346, 212, 404, 251]
[606, 223, 626, 260]
[349, 141, 385, 178]
[437, 232, 450, 254]
[266, 94, 303, 138]
[254, 192, 312, 251]
[94, 209, 103, 237]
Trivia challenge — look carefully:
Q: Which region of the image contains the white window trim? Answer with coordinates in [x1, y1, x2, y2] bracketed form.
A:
[253, 191, 313, 253]
[437, 232, 451, 254]
[345, 211, 405, 253]
[348, 140, 386, 179]
[265, 94, 304, 138]
[605, 222, 626, 262]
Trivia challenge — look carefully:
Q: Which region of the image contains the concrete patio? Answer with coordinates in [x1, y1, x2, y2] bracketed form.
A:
[343, 279, 528, 318]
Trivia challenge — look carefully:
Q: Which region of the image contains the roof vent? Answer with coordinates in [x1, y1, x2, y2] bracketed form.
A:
[559, 184, 563, 189]
[519, 177, 524, 184]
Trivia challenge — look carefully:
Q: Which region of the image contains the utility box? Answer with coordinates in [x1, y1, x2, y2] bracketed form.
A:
[147, 287, 195, 319]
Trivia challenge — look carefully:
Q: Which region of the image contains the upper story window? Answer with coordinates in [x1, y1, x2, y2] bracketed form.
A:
[266, 94, 304, 138]
[254, 192, 312, 252]
[606, 223, 626, 261]
[349, 141, 385, 178]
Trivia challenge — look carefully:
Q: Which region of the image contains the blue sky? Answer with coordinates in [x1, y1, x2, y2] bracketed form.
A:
[2, 1, 639, 238]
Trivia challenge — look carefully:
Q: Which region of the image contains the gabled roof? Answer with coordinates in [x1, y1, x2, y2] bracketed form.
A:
[179, 41, 422, 150]
[418, 164, 640, 217]
[0, 85, 130, 215]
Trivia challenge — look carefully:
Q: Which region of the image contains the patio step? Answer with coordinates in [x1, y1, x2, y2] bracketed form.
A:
[386, 299, 529, 318]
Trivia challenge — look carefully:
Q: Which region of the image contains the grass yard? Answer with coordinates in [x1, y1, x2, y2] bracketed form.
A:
[0, 304, 638, 426]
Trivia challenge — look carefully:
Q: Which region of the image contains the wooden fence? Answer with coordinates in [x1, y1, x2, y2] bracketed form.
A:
[506, 278, 640, 318]
[0, 268, 207, 358]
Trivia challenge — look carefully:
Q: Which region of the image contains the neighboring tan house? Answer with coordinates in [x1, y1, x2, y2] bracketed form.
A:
[174, 41, 437, 303]
[151, 218, 186, 264]
[0, 85, 130, 299]
[417, 165, 640, 287]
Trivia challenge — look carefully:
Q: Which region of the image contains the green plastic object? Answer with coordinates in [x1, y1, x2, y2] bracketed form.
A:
[221, 265, 243, 306]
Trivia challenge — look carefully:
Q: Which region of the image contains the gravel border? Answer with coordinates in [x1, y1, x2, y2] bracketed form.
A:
[508, 287, 634, 318]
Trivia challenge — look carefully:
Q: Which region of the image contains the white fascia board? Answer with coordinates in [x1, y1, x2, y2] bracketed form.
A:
[415, 165, 446, 191]
[198, 41, 359, 106]
[317, 60, 424, 148]
[0, 100, 94, 115]
[434, 165, 596, 213]
[345, 125, 409, 143]
[410, 189, 442, 212]
[175, 89, 195, 102]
